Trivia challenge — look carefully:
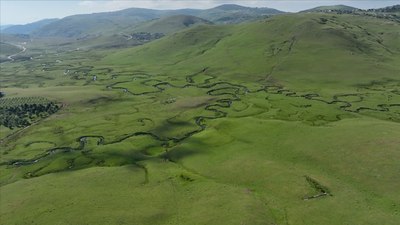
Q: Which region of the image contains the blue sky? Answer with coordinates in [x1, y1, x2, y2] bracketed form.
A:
[1, 0, 399, 25]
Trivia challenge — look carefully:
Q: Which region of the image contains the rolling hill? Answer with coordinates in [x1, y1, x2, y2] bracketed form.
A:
[28, 4, 283, 38]
[302, 5, 359, 13]
[371, 4, 400, 13]
[104, 13, 400, 89]
[32, 8, 167, 38]
[0, 42, 21, 61]
[38, 15, 214, 50]
[197, 4, 284, 23]
[132, 15, 213, 34]
[2, 19, 59, 35]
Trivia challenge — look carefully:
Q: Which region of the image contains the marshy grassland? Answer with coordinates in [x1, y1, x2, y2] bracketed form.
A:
[1, 12, 400, 225]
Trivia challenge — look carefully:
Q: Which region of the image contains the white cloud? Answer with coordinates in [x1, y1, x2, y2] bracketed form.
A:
[78, 1, 96, 7]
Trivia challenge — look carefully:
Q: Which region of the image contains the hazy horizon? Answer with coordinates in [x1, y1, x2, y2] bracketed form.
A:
[1, 0, 399, 25]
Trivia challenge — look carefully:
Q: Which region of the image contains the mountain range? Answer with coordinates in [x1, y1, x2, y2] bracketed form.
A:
[2, 4, 284, 38]
[2, 4, 398, 41]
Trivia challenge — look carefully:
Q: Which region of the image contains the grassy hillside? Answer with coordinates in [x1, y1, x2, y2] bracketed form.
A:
[364, 5, 400, 21]
[133, 15, 213, 34]
[369, 4, 400, 14]
[197, 4, 284, 24]
[0, 42, 21, 57]
[302, 5, 400, 22]
[302, 5, 359, 12]
[104, 13, 400, 90]
[1, 12, 399, 225]
[31, 5, 284, 38]
[32, 8, 166, 38]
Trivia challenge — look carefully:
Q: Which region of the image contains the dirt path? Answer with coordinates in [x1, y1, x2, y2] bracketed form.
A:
[119, 32, 133, 40]
[7, 43, 27, 62]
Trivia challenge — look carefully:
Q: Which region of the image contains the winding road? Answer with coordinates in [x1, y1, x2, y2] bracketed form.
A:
[119, 32, 133, 40]
[7, 43, 27, 62]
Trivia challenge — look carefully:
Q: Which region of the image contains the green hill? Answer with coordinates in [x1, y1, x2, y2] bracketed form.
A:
[32, 8, 163, 38]
[366, 4, 400, 18]
[52, 15, 213, 50]
[104, 13, 400, 89]
[31, 5, 284, 38]
[302, 5, 359, 13]
[0, 42, 21, 61]
[197, 4, 284, 24]
[132, 15, 213, 34]
[372, 4, 400, 13]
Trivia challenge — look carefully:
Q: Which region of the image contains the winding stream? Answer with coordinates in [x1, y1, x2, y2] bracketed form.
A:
[4, 68, 399, 179]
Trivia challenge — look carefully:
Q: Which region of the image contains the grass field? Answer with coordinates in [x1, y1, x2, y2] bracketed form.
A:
[0, 12, 399, 225]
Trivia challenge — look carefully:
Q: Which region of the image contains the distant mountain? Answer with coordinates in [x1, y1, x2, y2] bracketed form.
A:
[302, 5, 359, 13]
[65, 15, 213, 50]
[368, 4, 400, 13]
[213, 4, 249, 11]
[0, 33, 30, 43]
[0, 25, 14, 31]
[32, 8, 166, 38]
[198, 4, 285, 24]
[2, 19, 59, 34]
[133, 15, 213, 34]
[31, 4, 284, 38]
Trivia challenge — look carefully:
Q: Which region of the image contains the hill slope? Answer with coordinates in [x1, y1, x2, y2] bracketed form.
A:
[132, 15, 213, 34]
[371, 4, 400, 13]
[0, 42, 21, 61]
[31, 5, 284, 38]
[32, 8, 165, 38]
[197, 4, 284, 23]
[104, 13, 400, 89]
[302, 5, 359, 12]
[2, 19, 59, 34]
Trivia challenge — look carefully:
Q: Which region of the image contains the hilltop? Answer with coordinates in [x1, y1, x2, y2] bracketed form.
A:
[2, 19, 59, 35]
[196, 4, 284, 23]
[302, 5, 359, 13]
[132, 15, 213, 34]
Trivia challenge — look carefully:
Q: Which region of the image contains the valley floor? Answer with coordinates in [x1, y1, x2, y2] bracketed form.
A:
[1, 12, 400, 225]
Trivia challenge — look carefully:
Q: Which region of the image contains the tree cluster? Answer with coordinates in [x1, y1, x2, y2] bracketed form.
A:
[0, 102, 60, 129]
[131, 32, 164, 41]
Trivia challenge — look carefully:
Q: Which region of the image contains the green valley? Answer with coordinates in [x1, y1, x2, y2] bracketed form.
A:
[0, 3, 399, 225]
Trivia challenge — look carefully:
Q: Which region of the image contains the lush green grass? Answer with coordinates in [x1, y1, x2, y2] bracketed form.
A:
[1, 12, 399, 225]
[173, 117, 400, 224]
[0, 42, 21, 58]
[104, 13, 400, 90]
[133, 15, 213, 34]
